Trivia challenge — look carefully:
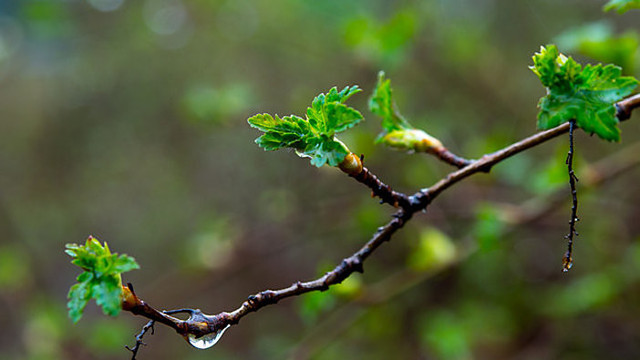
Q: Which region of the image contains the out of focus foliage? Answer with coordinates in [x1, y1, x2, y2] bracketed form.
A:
[604, 0, 640, 13]
[1, 0, 640, 359]
[555, 21, 639, 74]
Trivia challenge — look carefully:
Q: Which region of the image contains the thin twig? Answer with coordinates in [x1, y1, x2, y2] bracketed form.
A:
[616, 93, 640, 120]
[409, 121, 573, 210]
[125, 320, 155, 360]
[563, 119, 579, 272]
[349, 157, 411, 208]
[431, 146, 474, 168]
[224, 209, 411, 325]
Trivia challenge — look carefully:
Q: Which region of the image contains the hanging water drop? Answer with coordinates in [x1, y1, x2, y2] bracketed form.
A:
[187, 324, 230, 349]
[562, 255, 573, 272]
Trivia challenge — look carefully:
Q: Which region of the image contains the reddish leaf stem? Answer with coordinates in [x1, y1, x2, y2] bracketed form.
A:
[431, 146, 474, 168]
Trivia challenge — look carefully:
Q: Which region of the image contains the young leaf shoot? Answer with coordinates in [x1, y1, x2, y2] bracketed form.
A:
[66, 236, 139, 322]
[248, 86, 363, 168]
[369, 71, 444, 153]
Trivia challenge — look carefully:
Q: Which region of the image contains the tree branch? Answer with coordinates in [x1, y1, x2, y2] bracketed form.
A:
[125, 320, 154, 360]
[430, 146, 474, 169]
[616, 93, 640, 120]
[121, 93, 640, 350]
[348, 160, 411, 208]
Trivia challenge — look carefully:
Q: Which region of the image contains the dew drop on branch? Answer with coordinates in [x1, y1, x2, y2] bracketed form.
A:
[187, 325, 230, 349]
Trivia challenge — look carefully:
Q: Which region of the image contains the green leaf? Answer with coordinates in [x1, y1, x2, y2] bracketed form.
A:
[249, 114, 310, 151]
[324, 103, 363, 133]
[302, 137, 350, 167]
[307, 86, 363, 135]
[530, 45, 639, 142]
[247, 113, 309, 137]
[248, 86, 363, 168]
[66, 236, 139, 322]
[68, 279, 92, 323]
[368, 71, 412, 134]
[92, 276, 123, 317]
[603, 0, 640, 13]
[112, 254, 140, 273]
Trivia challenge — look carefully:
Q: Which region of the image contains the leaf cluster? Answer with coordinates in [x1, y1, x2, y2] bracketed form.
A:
[248, 86, 363, 167]
[603, 0, 640, 13]
[66, 236, 139, 323]
[530, 45, 638, 141]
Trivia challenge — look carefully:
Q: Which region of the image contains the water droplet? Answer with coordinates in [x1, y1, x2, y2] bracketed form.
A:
[562, 256, 573, 272]
[187, 325, 230, 349]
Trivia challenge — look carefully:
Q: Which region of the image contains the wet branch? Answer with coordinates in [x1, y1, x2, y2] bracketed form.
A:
[121, 93, 640, 354]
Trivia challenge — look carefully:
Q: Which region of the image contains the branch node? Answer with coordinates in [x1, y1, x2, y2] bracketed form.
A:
[260, 290, 278, 304]
[409, 189, 430, 211]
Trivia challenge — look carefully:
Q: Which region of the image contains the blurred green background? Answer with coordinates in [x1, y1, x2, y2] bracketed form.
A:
[1, 0, 639, 359]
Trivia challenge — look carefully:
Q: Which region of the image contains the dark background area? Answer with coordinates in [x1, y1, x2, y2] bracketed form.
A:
[0, 0, 639, 359]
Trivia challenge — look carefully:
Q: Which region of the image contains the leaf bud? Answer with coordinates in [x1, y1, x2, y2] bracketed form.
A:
[381, 129, 444, 154]
[339, 152, 363, 175]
